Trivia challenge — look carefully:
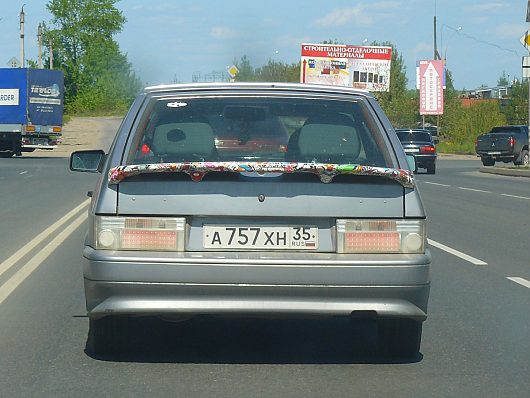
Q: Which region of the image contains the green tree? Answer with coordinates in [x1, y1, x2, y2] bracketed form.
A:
[497, 72, 509, 86]
[254, 60, 300, 82]
[44, 0, 141, 112]
[372, 42, 417, 127]
[234, 56, 300, 83]
[234, 55, 256, 82]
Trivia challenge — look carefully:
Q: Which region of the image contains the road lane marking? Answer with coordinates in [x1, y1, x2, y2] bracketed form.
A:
[501, 194, 530, 200]
[423, 182, 451, 187]
[423, 182, 530, 202]
[427, 239, 488, 265]
[0, 212, 88, 306]
[19, 171, 28, 175]
[0, 199, 90, 279]
[457, 187, 491, 193]
[507, 277, 530, 289]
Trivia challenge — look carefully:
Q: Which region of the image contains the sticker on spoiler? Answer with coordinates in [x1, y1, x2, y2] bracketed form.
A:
[108, 162, 414, 188]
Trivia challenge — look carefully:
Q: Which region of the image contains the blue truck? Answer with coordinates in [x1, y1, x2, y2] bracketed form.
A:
[0, 68, 64, 157]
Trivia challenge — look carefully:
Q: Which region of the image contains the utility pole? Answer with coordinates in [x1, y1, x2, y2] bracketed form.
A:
[523, 0, 530, 126]
[434, 15, 438, 60]
[37, 23, 43, 69]
[20, 5, 25, 68]
[49, 38, 54, 69]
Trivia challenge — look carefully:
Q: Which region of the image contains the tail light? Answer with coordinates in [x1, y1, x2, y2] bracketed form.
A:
[336, 219, 425, 254]
[508, 137, 515, 147]
[53, 127, 62, 133]
[26, 125, 36, 133]
[420, 145, 436, 154]
[95, 216, 186, 251]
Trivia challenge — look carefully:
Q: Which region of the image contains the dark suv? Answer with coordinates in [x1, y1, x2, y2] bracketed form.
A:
[396, 129, 437, 174]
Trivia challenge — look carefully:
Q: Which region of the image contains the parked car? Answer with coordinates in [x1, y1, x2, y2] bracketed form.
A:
[395, 128, 437, 174]
[475, 125, 529, 167]
[70, 83, 430, 358]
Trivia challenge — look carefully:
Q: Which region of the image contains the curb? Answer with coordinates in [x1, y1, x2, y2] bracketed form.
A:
[479, 167, 530, 178]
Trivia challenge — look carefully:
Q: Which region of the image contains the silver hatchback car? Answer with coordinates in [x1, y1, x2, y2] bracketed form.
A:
[71, 83, 430, 358]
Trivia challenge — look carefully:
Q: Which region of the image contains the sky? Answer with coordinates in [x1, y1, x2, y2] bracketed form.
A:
[0, 0, 528, 90]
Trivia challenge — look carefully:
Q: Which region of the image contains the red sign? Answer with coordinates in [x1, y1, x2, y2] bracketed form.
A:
[419, 60, 444, 115]
[301, 44, 392, 61]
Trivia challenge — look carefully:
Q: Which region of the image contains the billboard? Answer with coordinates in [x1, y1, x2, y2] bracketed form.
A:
[419, 60, 444, 115]
[300, 43, 392, 91]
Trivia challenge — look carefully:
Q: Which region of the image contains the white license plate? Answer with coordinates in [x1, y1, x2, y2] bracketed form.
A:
[487, 151, 501, 155]
[33, 138, 48, 145]
[404, 148, 419, 153]
[203, 226, 318, 250]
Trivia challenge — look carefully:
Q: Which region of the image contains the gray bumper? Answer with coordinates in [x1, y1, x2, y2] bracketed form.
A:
[83, 247, 431, 321]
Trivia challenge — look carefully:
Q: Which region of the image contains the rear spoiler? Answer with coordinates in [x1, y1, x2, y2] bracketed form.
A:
[108, 161, 414, 188]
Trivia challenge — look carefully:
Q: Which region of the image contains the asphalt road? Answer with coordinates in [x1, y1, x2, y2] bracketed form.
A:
[0, 156, 529, 397]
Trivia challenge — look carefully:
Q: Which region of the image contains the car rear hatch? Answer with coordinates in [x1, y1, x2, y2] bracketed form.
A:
[116, 173, 405, 253]
[476, 131, 514, 153]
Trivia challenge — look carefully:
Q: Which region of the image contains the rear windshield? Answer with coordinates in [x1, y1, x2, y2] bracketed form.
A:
[128, 96, 393, 167]
[490, 127, 521, 135]
[396, 131, 432, 142]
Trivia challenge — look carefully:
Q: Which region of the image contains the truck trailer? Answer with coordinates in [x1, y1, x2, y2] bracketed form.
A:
[0, 68, 64, 157]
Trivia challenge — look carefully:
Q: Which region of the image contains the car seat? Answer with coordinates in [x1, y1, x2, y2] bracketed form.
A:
[151, 116, 217, 162]
[288, 113, 361, 164]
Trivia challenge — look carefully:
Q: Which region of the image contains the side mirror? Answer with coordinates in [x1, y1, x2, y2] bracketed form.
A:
[70, 150, 106, 173]
[406, 154, 417, 172]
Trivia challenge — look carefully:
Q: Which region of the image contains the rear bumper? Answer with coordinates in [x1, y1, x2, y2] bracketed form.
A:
[21, 144, 58, 149]
[83, 247, 431, 321]
[413, 154, 436, 166]
[476, 151, 514, 159]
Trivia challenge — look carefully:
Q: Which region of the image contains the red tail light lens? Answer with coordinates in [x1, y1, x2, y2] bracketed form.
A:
[508, 137, 515, 147]
[344, 231, 400, 252]
[420, 145, 436, 154]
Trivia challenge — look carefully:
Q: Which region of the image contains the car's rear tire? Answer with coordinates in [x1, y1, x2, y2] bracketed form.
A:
[481, 157, 495, 166]
[87, 316, 129, 355]
[514, 149, 529, 166]
[426, 163, 436, 174]
[377, 318, 422, 358]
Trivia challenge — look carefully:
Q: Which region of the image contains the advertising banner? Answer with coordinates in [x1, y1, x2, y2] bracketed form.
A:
[300, 43, 392, 91]
[419, 60, 444, 115]
[28, 69, 64, 126]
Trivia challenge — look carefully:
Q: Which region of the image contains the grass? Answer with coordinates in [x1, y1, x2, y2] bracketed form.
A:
[63, 109, 127, 125]
[436, 141, 476, 154]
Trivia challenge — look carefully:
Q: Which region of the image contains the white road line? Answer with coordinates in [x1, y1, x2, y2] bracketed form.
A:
[19, 171, 28, 175]
[0, 212, 87, 306]
[423, 182, 451, 187]
[501, 194, 530, 200]
[507, 277, 530, 289]
[427, 239, 488, 265]
[457, 187, 491, 193]
[0, 199, 90, 279]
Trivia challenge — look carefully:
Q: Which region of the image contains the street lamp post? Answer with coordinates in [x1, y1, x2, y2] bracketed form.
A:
[37, 23, 43, 69]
